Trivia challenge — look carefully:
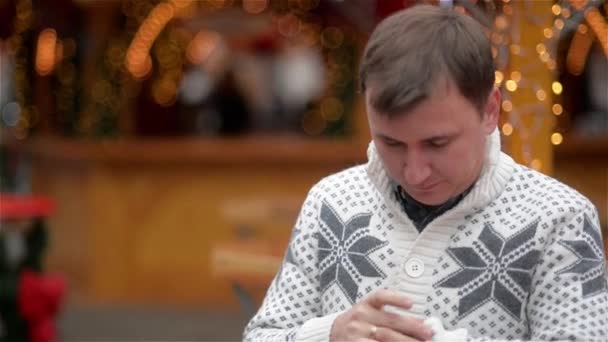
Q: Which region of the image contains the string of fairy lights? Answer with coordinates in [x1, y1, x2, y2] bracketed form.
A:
[492, 0, 560, 170]
[5, 0, 33, 140]
[490, 0, 607, 170]
[0, 0, 355, 138]
[2, 0, 606, 145]
[124, 0, 354, 136]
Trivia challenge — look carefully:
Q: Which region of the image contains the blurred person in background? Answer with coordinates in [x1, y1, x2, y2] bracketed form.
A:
[244, 4, 607, 342]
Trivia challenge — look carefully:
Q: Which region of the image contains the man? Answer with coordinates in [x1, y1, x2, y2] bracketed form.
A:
[243, 4, 608, 341]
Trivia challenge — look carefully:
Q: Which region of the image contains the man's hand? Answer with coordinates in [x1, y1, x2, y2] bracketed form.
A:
[330, 289, 434, 342]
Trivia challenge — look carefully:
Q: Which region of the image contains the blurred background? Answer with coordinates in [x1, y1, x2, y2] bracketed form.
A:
[0, 0, 606, 340]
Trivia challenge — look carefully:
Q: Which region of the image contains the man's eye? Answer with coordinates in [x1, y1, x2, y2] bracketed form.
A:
[384, 139, 402, 147]
[427, 140, 448, 148]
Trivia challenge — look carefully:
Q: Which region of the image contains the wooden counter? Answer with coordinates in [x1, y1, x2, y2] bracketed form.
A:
[24, 133, 607, 310]
[26, 136, 367, 309]
[25, 135, 368, 165]
[554, 134, 608, 235]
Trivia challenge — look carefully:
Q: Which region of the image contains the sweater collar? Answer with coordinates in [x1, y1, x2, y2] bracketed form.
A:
[365, 129, 516, 221]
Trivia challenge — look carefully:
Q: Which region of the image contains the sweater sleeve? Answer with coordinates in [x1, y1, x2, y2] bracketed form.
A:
[465, 205, 608, 342]
[243, 185, 340, 342]
[526, 205, 608, 341]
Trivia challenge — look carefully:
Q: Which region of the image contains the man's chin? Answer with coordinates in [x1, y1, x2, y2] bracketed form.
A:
[405, 184, 451, 206]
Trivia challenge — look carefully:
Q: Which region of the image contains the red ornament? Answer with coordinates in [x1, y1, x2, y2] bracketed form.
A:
[18, 270, 66, 342]
[0, 193, 54, 220]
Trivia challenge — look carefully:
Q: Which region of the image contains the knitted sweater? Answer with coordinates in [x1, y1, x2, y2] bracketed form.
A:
[243, 131, 608, 341]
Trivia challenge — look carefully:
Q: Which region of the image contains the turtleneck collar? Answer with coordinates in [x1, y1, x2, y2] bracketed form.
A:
[365, 129, 516, 228]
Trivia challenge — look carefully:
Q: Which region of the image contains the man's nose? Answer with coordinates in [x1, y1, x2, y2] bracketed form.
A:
[403, 153, 431, 185]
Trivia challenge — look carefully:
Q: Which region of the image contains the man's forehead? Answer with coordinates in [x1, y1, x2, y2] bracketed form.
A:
[364, 76, 457, 111]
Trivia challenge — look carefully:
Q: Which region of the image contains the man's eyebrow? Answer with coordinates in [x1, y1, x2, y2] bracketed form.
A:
[425, 133, 458, 141]
[375, 132, 458, 143]
[375, 134, 403, 142]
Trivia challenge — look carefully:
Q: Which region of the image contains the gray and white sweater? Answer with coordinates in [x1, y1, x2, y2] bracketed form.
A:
[243, 131, 608, 341]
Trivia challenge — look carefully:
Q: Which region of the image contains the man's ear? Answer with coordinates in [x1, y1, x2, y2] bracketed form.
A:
[482, 87, 501, 133]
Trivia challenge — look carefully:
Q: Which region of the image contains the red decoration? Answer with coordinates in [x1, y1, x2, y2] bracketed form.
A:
[0, 193, 55, 220]
[17, 270, 66, 342]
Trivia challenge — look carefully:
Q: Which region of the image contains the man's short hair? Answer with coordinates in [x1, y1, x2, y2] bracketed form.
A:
[359, 5, 495, 117]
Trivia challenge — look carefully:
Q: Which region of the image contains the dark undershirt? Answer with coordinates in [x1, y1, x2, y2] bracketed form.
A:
[395, 184, 474, 232]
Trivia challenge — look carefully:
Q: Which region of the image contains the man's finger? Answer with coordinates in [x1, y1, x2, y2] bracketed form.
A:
[372, 325, 419, 342]
[367, 310, 434, 341]
[366, 289, 413, 310]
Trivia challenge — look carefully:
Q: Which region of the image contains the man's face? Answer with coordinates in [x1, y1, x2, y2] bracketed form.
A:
[366, 81, 500, 206]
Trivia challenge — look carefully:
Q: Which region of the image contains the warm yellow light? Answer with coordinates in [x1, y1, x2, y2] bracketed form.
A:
[578, 24, 588, 35]
[495, 71, 504, 84]
[552, 82, 563, 95]
[502, 123, 514, 136]
[536, 43, 546, 54]
[540, 52, 550, 62]
[510, 44, 521, 55]
[125, 2, 175, 77]
[584, 8, 608, 58]
[554, 19, 564, 30]
[530, 159, 542, 171]
[547, 59, 557, 70]
[505, 80, 518, 92]
[35, 28, 58, 76]
[551, 4, 561, 15]
[552, 104, 563, 115]
[562, 8, 571, 18]
[551, 132, 563, 145]
[501, 100, 513, 112]
[495, 15, 509, 30]
[543, 28, 554, 39]
[567, 30, 593, 75]
[243, 0, 268, 14]
[169, 0, 193, 9]
[125, 50, 152, 79]
[510, 71, 522, 82]
[536, 89, 547, 101]
[186, 30, 220, 65]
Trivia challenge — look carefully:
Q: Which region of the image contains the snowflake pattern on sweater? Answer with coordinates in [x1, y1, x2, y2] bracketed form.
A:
[557, 215, 608, 298]
[435, 220, 542, 321]
[317, 202, 388, 304]
[243, 132, 608, 341]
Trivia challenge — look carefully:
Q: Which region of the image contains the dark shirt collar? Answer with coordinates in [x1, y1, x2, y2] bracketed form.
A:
[394, 183, 474, 232]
